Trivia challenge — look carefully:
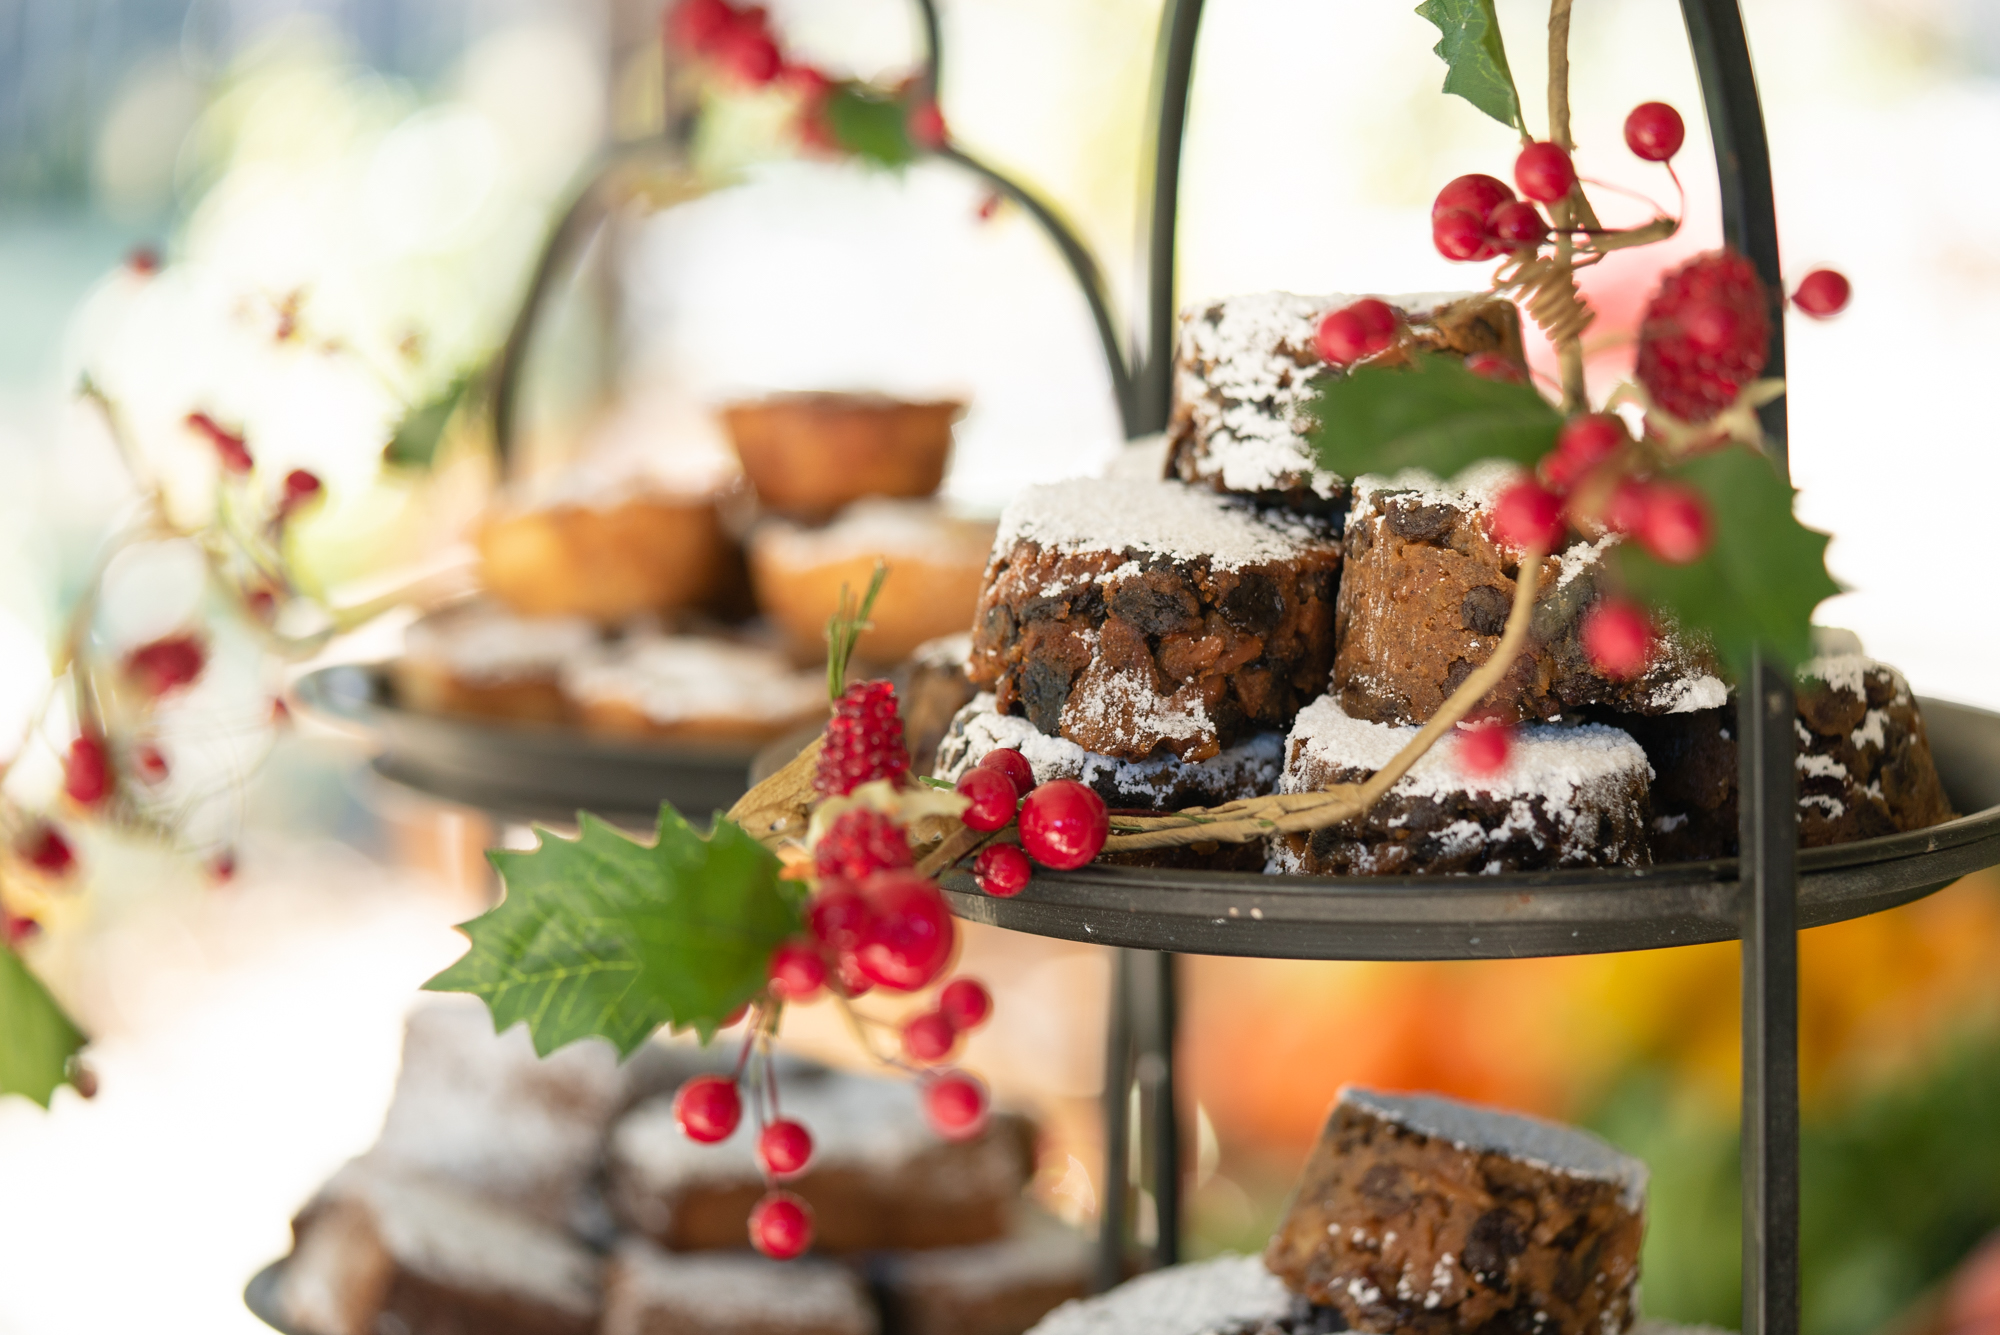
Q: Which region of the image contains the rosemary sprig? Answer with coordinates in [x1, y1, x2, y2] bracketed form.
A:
[824, 560, 889, 700]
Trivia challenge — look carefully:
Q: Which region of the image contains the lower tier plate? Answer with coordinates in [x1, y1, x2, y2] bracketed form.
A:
[941, 698, 2000, 961]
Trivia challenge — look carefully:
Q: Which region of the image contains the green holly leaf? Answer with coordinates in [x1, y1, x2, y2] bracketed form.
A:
[825, 86, 916, 168]
[1612, 445, 1841, 672]
[1305, 352, 1562, 480]
[383, 372, 473, 470]
[425, 808, 805, 1057]
[1416, 0, 1524, 131]
[0, 947, 86, 1108]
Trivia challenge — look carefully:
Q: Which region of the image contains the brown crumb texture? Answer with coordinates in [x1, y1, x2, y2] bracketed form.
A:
[1265, 1089, 1644, 1335]
[1333, 485, 1723, 728]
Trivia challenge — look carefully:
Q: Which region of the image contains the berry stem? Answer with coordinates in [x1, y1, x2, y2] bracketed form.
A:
[1543, 0, 1591, 414]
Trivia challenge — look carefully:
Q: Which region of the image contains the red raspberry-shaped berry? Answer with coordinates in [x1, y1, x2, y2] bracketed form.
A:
[1541, 414, 1627, 492]
[814, 680, 909, 796]
[749, 1190, 814, 1258]
[852, 871, 954, 991]
[976, 748, 1034, 797]
[673, 1075, 742, 1143]
[1638, 483, 1712, 564]
[1490, 480, 1565, 552]
[22, 825, 74, 876]
[758, 1119, 814, 1178]
[127, 633, 207, 697]
[1456, 723, 1514, 778]
[813, 809, 911, 883]
[973, 844, 1032, 897]
[64, 735, 112, 807]
[4, 911, 38, 947]
[1792, 268, 1850, 318]
[1465, 351, 1525, 384]
[1624, 102, 1686, 161]
[939, 978, 992, 1031]
[134, 744, 169, 782]
[280, 469, 322, 514]
[1433, 173, 1515, 222]
[1433, 208, 1496, 262]
[907, 100, 947, 149]
[923, 1071, 988, 1139]
[807, 882, 871, 953]
[1635, 248, 1772, 423]
[1488, 201, 1547, 250]
[186, 411, 252, 474]
[768, 940, 828, 1001]
[1514, 142, 1576, 202]
[954, 766, 1018, 832]
[1017, 780, 1108, 870]
[1582, 599, 1655, 679]
[902, 1010, 958, 1063]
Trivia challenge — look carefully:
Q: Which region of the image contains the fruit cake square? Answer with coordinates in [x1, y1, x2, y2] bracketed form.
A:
[968, 478, 1341, 764]
[872, 1206, 1094, 1335]
[600, 1238, 877, 1335]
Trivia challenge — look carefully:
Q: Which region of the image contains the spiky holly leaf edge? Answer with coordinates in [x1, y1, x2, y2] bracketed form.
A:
[0, 946, 86, 1108]
[1415, 0, 1525, 131]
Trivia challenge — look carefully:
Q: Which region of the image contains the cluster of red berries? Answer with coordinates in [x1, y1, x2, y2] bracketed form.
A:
[957, 755, 1108, 894]
[183, 412, 325, 522]
[900, 976, 993, 1063]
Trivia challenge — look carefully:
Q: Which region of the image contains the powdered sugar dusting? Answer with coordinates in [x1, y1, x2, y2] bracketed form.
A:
[1062, 669, 1212, 744]
[603, 1239, 872, 1334]
[1026, 1254, 1289, 1335]
[996, 478, 1329, 572]
[1347, 462, 1522, 533]
[404, 604, 599, 683]
[1649, 672, 1729, 714]
[561, 636, 826, 724]
[756, 498, 995, 566]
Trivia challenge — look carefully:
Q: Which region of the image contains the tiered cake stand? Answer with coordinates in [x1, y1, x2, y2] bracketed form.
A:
[276, 5, 2000, 1334]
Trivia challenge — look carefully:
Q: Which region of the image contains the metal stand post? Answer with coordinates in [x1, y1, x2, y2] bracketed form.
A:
[1096, 949, 1182, 1289]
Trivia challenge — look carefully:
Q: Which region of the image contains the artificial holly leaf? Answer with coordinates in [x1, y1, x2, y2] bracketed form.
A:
[383, 372, 472, 470]
[825, 87, 916, 168]
[0, 947, 86, 1108]
[425, 807, 805, 1057]
[1416, 0, 1524, 131]
[1306, 352, 1562, 480]
[1612, 445, 1841, 672]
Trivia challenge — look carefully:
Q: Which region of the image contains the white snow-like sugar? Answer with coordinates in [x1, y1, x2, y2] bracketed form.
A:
[995, 477, 1328, 573]
[404, 604, 599, 683]
[756, 498, 996, 566]
[602, 1239, 872, 1335]
[562, 635, 826, 725]
[1026, 1254, 1290, 1335]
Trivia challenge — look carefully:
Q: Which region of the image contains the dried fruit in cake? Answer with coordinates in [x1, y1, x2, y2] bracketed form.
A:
[722, 391, 963, 520]
[1634, 248, 1772, 424]
[1266, 1088, 1645, 1335]
[1333, 471, 1726, 727]
[396, 602, 598, 724]
[751, 501, 997, 665]
[562, 635, 828, 744]
[1167, 291, 1525, 511]
[1270, 695, 1653, 876]
[968, 478, 1341, 764]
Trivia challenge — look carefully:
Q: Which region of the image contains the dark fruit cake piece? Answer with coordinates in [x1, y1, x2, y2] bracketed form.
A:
[600, 1237, 877, 1335]
[873, 1205, 1095, 1335]
[1264, 1088, 1646, 1335]
[1168, 291, 1525, 513]
[1271, 694, 1652, 876]
[896, 633, 980, 779]
[968, 478, 1341, 764]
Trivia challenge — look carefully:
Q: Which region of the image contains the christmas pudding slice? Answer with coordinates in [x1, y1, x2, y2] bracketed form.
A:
[1264, 1087, 1645, 1335]
[561, 634, 828, 744]
[872, 1204, 1095, 1335]
[968, 477, 1341, 764]
[1271, 695, 1652, 876]
[1169, 290, 1525, 513]
[600, 1238, 877, 1335]
[396, 601, 600, 725]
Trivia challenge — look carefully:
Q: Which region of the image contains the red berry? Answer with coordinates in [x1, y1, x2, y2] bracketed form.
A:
[22, 825, 74, 876]
[1350, 298, 1398, 346]
[1489, 480, 1566, 552]
[3, 911, 38, 947]
[768, 939, 828, 1001]
[938, 978, 992, 1031]
[976, 748, 1034, 797]
[127, 246, 160, 276]
[758, 1119, 814, 1178]
[134, 745, 169, 783]
[1638, 483, 1712, 564]
[1488, 200, 1547, 250]
[902, 1010, 958, 1063]
[1792, 268, 1850, 318]
[923, 1072, 988, 1139]
[1433, 208, 1496, 262]
[667, 0, 735, 53]
[1016, 780, 1108, 870]
[1465, 351, 1525, 384]
[852, 871, 954, 992]
[281, 469, 322, 513]
[814, 680, 910, 797]
[749, 1190, 814, 1259]
[211, 849, 237, 883]
[64, 735, 111, 807]
[833, 952, 874, 998]
[1624, 102, 1686, 162]
[674, 1075, 743, 1143]
[1635, 248, 1772, 423]
[1514, 141, 1576, 203]
[973, 844, 1032, 897]
[721, 1001, 751, 1027]
[907, 100, 947, 149]
[185, 411, 252, 474]
[1604, 478, 1652, 534]
[1433, 173, 1515, 222]
[126, 633, 207, 697]
[1314, 308, 1371, 366]
[807, 882, 872, 953]
[1582, 599, 1655, 679]
[722, 27, 782, 85]
[782, 64, 832, 100]
[1456, 724, 1514, 778]
[954, 766, 1018, 832]
[1541, 414, 1627, 492]
[813, 809, 911, 883]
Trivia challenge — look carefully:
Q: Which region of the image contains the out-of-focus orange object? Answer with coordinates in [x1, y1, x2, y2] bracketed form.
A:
[1947, 1231, 2000, 1335]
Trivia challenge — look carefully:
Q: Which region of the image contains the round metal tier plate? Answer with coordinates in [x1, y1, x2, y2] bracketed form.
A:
[244, 1262, 298, 1334]
[942, 698, 2000, 961]
[292, 664, 761, 826]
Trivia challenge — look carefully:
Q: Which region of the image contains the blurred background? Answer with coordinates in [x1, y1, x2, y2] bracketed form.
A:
[2, 0, 2000, 1331]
